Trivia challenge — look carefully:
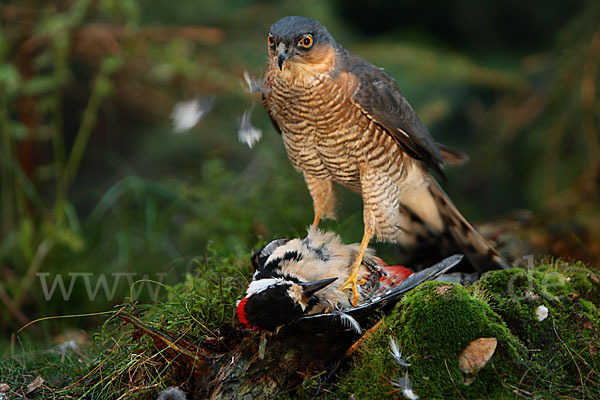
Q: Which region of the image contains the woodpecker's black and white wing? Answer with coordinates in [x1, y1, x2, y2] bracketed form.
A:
[293, 254, 463, 334]
[251, 238, 289, 270]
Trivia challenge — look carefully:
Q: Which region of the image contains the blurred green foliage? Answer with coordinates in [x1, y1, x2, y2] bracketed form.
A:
[0, 0, 598, 343]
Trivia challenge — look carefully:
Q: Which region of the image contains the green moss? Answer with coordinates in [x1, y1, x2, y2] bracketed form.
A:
[398, 282, 525, 398]
[579, 299, 597, 314]
[479, 263, 600, 397]
[334, 262, 600, 399]
[335, 282, 526, 399]
[333, 320, 409, 399]
[159, 251, 252, 337]
[538, 260, 600, 304]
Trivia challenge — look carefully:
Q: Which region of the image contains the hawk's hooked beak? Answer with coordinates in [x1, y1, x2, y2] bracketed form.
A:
[277, 44, 293, 70]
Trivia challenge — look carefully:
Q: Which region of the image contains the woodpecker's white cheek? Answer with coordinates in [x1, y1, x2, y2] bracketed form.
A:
[288, 285, 308, 310]
[246, 278, 285, 295]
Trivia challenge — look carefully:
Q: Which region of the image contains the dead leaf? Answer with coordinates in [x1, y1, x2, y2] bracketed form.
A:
[463, 375, 475, 385]
[435, 285, 453, 295]
[458, 337, 497, 374]
[524, 290, 539, 299]
[590, 342, 597, 355]
[53, 329, 88, 346]
[0, 383, 9, 392]
[26, 376, 44, 395]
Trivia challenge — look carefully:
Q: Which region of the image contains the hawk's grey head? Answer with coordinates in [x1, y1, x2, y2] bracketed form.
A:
[267, 16, 335, 70]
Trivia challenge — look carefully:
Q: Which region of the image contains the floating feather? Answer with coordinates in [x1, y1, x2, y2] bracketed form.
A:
[170, 96, 214, 133]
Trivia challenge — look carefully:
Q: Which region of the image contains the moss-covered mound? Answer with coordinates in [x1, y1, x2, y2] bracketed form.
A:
[478, 261, 600, 395]
[3, 260, 598, 399]
[335, 261, 600, 399]
[335, 282, 526, 399]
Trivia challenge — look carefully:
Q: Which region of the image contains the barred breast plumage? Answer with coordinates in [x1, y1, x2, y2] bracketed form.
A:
[264, 70, 408, 196]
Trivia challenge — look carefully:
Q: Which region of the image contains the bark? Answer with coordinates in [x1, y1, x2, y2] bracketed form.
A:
[119, 312, 364, 399]
[205, 327, 360, 399]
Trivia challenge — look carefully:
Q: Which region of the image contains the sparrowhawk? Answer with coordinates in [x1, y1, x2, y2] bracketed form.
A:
[260, 16, 510, 305]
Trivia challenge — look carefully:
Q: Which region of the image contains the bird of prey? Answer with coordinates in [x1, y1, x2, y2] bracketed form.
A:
[260, 16, 509, 305]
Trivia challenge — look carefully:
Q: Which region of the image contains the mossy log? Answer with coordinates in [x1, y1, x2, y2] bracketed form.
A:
[205, 327, 362, 399]
[119, 311, 367, 399]
[119, 260, 599, 399]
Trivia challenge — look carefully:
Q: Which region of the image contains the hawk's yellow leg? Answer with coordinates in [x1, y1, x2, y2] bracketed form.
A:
[339, 225, 373, 306]
[312, 213, 321, 227]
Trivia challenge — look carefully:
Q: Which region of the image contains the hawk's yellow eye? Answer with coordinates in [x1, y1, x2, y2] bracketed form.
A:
[267, 34, 274, 47]
[298, 34, 313, 48]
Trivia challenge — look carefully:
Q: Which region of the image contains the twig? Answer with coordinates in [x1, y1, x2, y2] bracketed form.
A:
[0, 281, 30, 326]
[13, 238, 55, 309]
[505, 384, 531, 398]
[17, 309, 116, 333]
[553, 321, 585, 397]
[56, 58, 118, 211]
[444, 359, 464, 400]
[343, 319, 383, 359]
[117, 311, 212, 360]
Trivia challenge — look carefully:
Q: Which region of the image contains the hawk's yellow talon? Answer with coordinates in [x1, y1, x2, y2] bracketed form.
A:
[339, 274, 356, 291]
[340, 273, 360, 306]
[339, 226, 373, 307]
